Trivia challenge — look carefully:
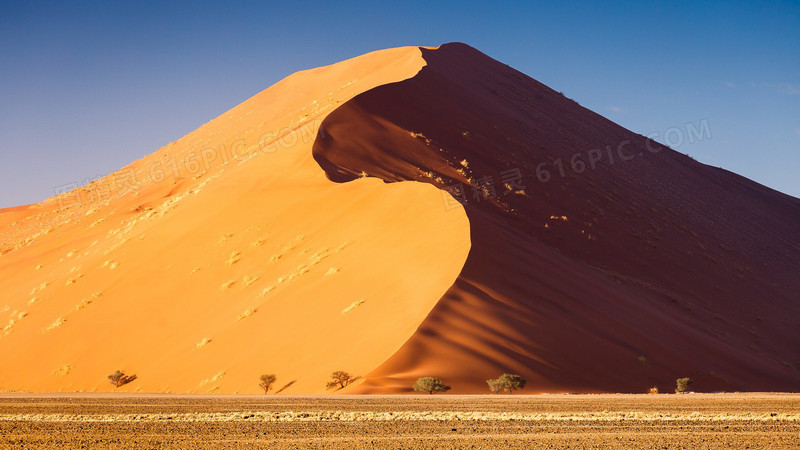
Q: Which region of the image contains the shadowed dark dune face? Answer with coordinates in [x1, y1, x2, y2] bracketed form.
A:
[312, 43, 800, 393]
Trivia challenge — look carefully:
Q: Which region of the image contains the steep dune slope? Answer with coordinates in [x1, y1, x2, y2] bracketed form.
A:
[313, 43, 800, 393]
[0, 46, 471, 394]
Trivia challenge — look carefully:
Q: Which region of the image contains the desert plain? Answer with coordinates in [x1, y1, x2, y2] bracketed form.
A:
[1, 393, 799, 448]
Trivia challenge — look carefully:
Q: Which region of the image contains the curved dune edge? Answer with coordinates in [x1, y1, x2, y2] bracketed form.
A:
[0, 46, 471, 394]
[313, 43, 800, 394]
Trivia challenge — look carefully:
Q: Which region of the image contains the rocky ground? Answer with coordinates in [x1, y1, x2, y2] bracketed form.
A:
[0, 393, 798, 448]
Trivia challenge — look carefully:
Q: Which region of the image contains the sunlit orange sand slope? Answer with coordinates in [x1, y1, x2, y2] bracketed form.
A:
[2, 43, 799, 394]
[0, 46, 470, 394]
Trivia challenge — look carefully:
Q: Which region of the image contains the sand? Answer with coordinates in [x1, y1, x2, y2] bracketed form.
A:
[0, 46, 469, 394]
[314, 43, 800, 393]
[1, 393, 799, 448]
[1, 42, 798, 395]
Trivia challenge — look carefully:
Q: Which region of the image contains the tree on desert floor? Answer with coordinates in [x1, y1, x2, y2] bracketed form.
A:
[675, 377, 694, 393]
[326, 371, 355, 390]
[486, 373, 526, 394]
[412, 377, 451, 394]
[108, 370, 137, 388]
[259, 374, 277, 394]
[487, 378, 504, 394]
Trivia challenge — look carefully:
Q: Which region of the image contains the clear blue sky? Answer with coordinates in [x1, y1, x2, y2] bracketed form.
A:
[1, 1, 798, 207]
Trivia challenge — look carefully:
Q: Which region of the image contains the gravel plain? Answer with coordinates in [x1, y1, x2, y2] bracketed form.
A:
[0, 393, 798, 448]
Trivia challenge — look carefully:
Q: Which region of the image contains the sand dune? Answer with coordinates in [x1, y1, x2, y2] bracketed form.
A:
[0, 46, 470, 394]
[1, 43, 798, 394]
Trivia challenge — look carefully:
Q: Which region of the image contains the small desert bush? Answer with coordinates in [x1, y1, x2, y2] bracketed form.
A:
[259, 374, 277, 394]
[675, 377, 693, 393]
[413, 377, 451, 394]
[326, 371, 355, 390]
[649, 386, 659, 394]
[108, 370, 137, 388]
[486, 373, 526, 394]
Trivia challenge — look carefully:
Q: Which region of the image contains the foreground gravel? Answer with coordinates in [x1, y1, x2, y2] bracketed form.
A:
[0, 393, 798, 448]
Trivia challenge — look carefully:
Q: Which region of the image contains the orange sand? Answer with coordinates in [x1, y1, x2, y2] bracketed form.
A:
[0, 46, 470, 394]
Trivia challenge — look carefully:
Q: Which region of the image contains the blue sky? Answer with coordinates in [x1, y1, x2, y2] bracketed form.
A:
[1, 1, 798, 207]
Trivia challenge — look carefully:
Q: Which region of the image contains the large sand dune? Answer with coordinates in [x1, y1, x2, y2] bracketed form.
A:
[1, 43, 798, 394]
